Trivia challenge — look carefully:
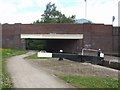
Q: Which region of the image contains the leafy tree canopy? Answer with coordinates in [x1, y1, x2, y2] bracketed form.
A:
[33, 2, 76, 23]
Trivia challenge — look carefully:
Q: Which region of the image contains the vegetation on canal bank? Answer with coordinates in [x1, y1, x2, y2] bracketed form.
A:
[0, 48, 27, 88]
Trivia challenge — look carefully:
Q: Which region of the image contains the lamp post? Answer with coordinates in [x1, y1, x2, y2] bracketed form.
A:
[112, 16, 115, 53]
[84, 0, 87, 19]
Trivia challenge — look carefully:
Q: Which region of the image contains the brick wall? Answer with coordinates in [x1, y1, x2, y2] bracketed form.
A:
[2, 23, 118, 54]
[113, 27, 120, 54]
[91, 24, 113, 53]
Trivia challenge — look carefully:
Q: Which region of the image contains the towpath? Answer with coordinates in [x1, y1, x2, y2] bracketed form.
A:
[7, 51, 73, 88]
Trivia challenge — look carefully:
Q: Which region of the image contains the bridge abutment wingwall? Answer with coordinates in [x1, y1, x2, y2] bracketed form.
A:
[2, 23, 119, 54]
[2, 24, 22, 49]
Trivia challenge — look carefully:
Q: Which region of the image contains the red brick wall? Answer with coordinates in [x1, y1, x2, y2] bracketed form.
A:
[112, 27, 120, 54]
[81, 23, 113, 53]
[20, 24, 83, 34]
[2, 23, 117, 54]
[91, 24, 113, 53]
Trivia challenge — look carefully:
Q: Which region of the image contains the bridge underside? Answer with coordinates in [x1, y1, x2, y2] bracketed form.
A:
[21, 34, 83, 53]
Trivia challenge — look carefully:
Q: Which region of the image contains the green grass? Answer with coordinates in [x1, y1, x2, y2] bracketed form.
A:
[25, 53, 52, 60]
[59, 75, 119, 88]
[0, 48, 27, 88]
[0, 49, 2, 89]
[25, 53, 39, 59]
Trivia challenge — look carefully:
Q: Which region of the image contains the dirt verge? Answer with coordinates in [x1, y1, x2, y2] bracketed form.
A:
[26, 58, 119, 80]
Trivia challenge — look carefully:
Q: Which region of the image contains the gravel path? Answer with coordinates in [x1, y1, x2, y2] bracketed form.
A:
[6, 51, 73, 88]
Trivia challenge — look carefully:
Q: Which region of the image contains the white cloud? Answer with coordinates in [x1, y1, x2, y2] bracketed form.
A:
[0, 0, 16, 14]
[87, 0, 118, 26]
[59, 0, 119, 26]
[34, 0, 59, 8]
[16, 0, 35, 9]
[1, 12, 42, 24]
[0, 0, 119, 26]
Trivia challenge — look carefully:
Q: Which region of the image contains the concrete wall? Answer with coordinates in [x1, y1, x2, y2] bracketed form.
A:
[2, 23, 119, 54]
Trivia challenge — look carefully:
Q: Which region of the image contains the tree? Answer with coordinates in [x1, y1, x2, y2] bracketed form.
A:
[32, 2, 76, 50]
[34, 2, 75, 23]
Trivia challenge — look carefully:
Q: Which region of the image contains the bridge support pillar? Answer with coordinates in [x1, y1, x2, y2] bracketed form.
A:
[20, 39, 26, 50]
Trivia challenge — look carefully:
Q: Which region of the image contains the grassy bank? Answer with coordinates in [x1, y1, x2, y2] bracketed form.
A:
[59, 75, 119, 88]
[0, 48, 27, 88]
[24, 53, 38, 59]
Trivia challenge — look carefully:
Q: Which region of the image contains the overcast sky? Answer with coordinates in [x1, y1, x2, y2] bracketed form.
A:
[0, 0, 119, 26]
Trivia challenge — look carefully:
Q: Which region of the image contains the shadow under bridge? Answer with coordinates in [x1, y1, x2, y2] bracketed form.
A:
[20, 34, 83, 53]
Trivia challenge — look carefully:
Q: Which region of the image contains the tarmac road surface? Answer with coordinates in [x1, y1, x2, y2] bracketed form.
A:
[6, 51, 73, 88]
